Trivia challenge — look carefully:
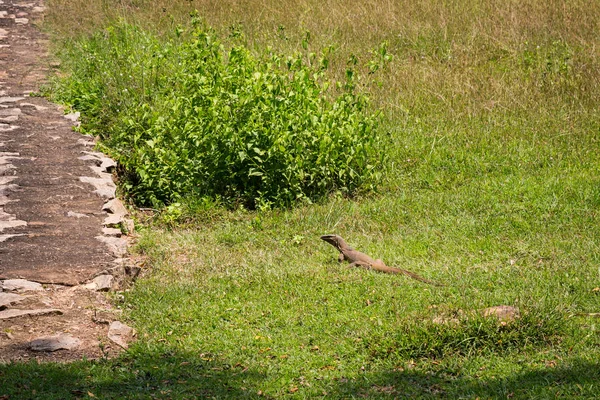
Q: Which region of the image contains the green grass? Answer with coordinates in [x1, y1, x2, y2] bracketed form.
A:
[2, 0, 599, 398]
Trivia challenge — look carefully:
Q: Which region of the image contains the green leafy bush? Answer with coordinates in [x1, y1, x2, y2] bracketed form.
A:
[52, 20, 383, 208]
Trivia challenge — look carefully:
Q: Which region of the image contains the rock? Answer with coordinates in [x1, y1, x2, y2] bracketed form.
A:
[123, 218, 135, 234]
[0, 233, 26, 242]
[63, 111, 80, 122]
[482, 305, 520, 322]
[66, 211, 89, 218]
[0, 308, 62, 320]
[108, 321, 135, 349]
[80, 151, 116, 173]
[0, 292, 25, 309]
[102, 198, 127, 216]
[103, 214, 123, 227]
[0, 219, 27, 231]
[79, 176, 116, 199]
[96, 236, 128, 257]
[0, 115, 19, 122]
[29, 334, 80, 352]
[0, 97, 24, 104]
[85, 274, 114, 291]
[2, 279, 43, 292]
[14, 18, 29, 25]
[0, 108, 21, 116]
[19, 102, 48, 111]
[102, 227, 122, 237]
[0, 218, 27, 232]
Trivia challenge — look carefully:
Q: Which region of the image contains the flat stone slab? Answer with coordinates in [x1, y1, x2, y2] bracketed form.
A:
[1, 278, 43, 291]
[0, 96, 24, 103]
[0, 292, 25, 308]
[29, 334, 80, 351]
[0, 308, 62, 320]
[0, 233, 26, 242]
[108, 321, 134, 349]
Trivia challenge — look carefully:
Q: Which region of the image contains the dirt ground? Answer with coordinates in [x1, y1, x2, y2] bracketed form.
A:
[1, 0, 136, 362]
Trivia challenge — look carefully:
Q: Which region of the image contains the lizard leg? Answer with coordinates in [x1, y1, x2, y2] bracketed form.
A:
[338, 253, 346, 263]
[348, 261, 373, 271]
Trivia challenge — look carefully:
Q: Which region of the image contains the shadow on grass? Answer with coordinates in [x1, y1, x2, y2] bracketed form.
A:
[0, 346, 266, 400]
[1, 347, 598, 399]
[330, 358, 600, 399]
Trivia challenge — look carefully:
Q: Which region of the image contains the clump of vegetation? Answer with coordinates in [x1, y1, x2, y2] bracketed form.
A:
[52, 19, 383, 209]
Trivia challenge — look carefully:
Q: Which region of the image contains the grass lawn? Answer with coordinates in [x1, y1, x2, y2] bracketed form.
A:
[2, 0, 599, 398]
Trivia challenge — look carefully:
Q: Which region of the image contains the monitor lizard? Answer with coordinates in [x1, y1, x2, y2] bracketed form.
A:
[320, 234, 444, 286]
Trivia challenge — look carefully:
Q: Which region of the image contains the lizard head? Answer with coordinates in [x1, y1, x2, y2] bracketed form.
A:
[320, 234, 345, 251]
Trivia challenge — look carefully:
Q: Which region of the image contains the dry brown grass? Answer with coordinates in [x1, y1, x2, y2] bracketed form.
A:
[46, 0, 600, 117]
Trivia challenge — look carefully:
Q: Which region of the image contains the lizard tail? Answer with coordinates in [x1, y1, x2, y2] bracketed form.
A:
[393, 267, 445, 287]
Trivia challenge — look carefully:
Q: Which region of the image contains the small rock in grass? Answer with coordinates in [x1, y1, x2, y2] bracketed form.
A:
[30, 334, 80, 352]
[108, 321, 135, 349]
[63, 111, 80, 122]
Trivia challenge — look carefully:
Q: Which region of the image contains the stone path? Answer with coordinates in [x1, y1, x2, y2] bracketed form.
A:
[0, 0, 136, 361]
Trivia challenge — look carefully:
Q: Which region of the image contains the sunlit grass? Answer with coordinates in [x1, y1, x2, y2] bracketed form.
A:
[4, 0, 598, 398]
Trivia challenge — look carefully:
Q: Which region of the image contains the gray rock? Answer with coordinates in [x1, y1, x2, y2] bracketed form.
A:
[85, 274, 114, 291]
[0, 175, 17, 185]
[19, 102, 48, 111]
[96, 236, 128, 257]
[108, 321, 135, 349]
[103, 214, 123, 227]
[66, 211, 89, 218]
[2, 279, 43, 292]
[0, 308, 62, 320]
[80, 151, 116, 173]
[482, 305, 520, 322]
[0, 115, 19, 122]
[63, 111, 80, 122]
[123, 218, 135, 234]
[29, 334, 80, 351]
[0, 234, 26, 242]
[0, 97, 24, 104]
[0, 218, 27, 232]
[79, 176, 116, 199]
[0, 292, 25, 309]
[102, 198, 127, 216]
[0, 108, 21, 116]
[102, 227, 122, 237]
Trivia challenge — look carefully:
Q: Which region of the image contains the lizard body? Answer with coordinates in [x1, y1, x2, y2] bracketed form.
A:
[320, 234, 443, 286]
